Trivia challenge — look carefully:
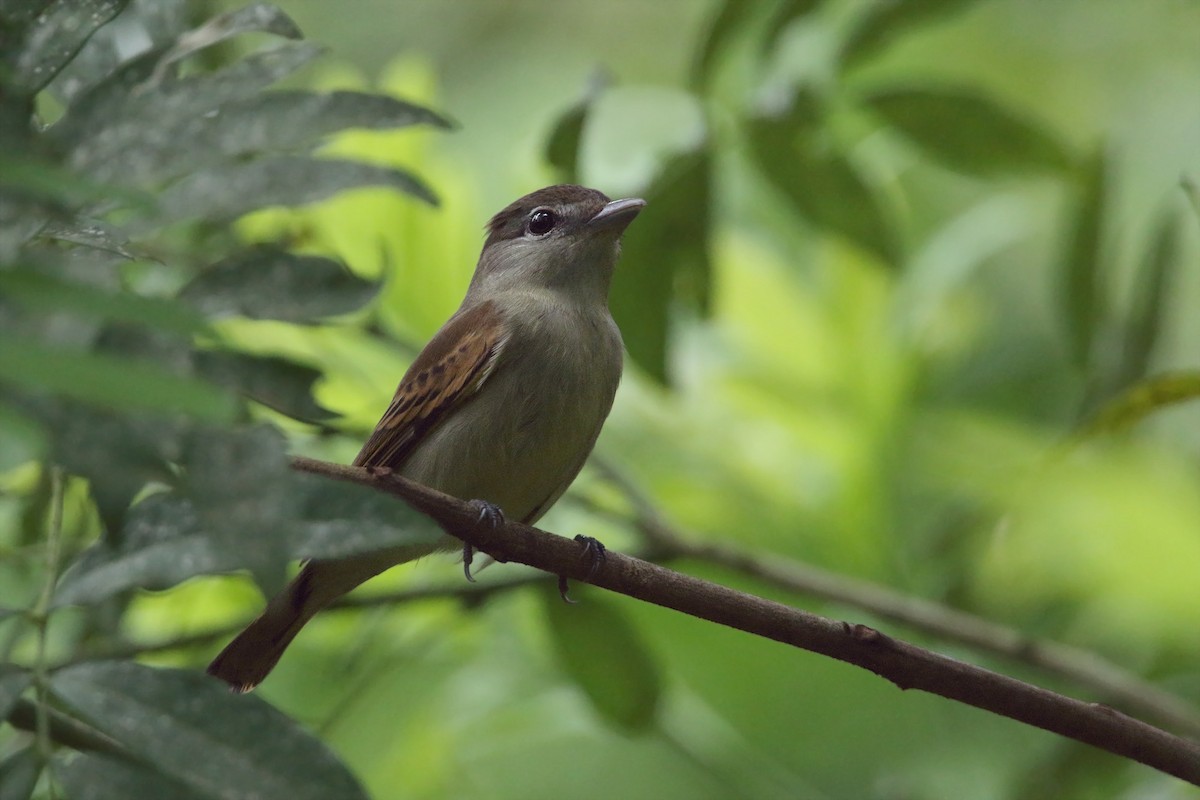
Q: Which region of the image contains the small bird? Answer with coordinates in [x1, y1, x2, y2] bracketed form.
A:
[207, 185, 644, 691]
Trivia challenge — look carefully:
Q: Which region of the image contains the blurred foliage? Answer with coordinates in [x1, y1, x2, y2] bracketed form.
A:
[2, 0, 1200, 799]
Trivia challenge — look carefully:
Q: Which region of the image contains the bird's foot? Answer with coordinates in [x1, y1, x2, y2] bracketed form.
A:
[462, 500, 505, 582]
[558, 535, 607, 604]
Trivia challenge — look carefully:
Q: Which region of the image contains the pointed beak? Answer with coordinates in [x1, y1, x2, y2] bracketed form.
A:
[586, 197, 645, 234]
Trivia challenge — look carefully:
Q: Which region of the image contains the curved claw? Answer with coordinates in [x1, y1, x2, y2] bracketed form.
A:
[462, 540, 477, 583]
[462, 500, 505, 582]
[557, 535, 607, 603]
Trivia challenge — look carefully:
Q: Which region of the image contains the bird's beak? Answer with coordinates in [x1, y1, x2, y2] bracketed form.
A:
[586, 197, 645, 234]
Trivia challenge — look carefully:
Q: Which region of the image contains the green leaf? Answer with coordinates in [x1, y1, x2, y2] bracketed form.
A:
[612, 149, 712, 383]
[542, 592, 661, 733]
[763, 0, 823, 55]
[54, 41, 325, 157]
[0, 403, 44, 472]
[55, 754, 207, 800]
[0, 268, 208, 337]
[1080, 372, 1200, 439]
[545, 72, 608, 181]
[0, 339, 237, 421]
[38, 218, 136, 258]
[0, 746, 40, 800]
[180, 247, 378, 323]
[137, 155, 436, 231]
[150, 3, 303, 80]
[690, 0, 758, 89]
[1117, 207, 1179, 387]
[863, 85, 1073, 177]
[79, 89, 450, 187]
[747, 95, 900, 266]
[50, 663, 369, 800]
[5, 0, 130, 94]
[843, 0, 987, 69]
[1060, 149, 1108, 368]
[194, 351, 334, 423]
[0, 667, 31, 721]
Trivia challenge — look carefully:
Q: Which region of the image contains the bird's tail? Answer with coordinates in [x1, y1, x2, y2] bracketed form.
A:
[207, 546, 431, 692]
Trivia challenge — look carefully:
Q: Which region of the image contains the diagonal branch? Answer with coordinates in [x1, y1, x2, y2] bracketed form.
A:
[289, 455, 1200, 785]
[587, 460, 1200, 739]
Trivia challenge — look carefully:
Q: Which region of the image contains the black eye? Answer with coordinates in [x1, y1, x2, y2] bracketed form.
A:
[527, 209, 558, 236]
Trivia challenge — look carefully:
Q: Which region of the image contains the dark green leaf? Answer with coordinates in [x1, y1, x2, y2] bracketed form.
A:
[1060, 149, 1108, 368]
[546, 72, 608, 181]
[863, 85, 1073, 176]
[691, 0, 759, 88]
[151, 3, 303, 80]
[180, 247, 378, 323]
[843, 0, 987, 68]
[747, 97, 900, 266]
[0, 403, 43, 472]
[542, 592, 661, 733]
[194, 351, 334, 423]
[54, 41, 324, 156]
[38, 218, 136, 258]
[763, 0, 823, 55]
[5, 0, 130, 94]
[0, 268, 208, 336]
[0, 339, 237, 421]
[0, 746, 40, 800]
[55, 754, 206, 800]
[1116, 206, 1180, 388]
[612, 150, 713, 383]
[51, 663, 368, 800]
[81, 89, 450, 187]
[136, 156, 436, 231]
[0, 667, 31, 721]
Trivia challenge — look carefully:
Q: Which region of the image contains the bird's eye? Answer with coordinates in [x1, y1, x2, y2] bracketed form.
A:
[527, 209, 558, 236]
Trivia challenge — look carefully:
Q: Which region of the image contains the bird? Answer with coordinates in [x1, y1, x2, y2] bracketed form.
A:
[207, 184, 644, 691]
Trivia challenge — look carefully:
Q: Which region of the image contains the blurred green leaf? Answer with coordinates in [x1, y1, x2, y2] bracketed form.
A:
[1079, 372, 1200, 439]
[747, 97, 900, 265]
[0, 339, 237, 421]
[691, 0, 760, 89]
[180, 247, 378, 323]
[38, 218, 136, 257]
[0, 268, 208, 336]
[542, 592, 661, 733]
[3, 0, 130, 95]
[151, 2, 303, 80]
[0, 667, 31, 721]
[51, 663, 369, 800]
[194, 351, 333, 423]
[0, 746, 40, 800]
[0, 403, 44, 471]
[55, 754, 207, 800]
[1061, 149, 1108, 368]
[863, 85, 1073, 177]
[1115, 206, 1179, 388]
[546, 72, 608, 182]
[843, 0, 987, 69]
[764, 0, 823, 54]
[138, 156, 436, 231]
[612, 149, 712, 382]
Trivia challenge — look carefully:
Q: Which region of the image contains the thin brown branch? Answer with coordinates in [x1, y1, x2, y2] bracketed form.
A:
[290, 455, 1200, 785]
[589, 460, 1200, 740]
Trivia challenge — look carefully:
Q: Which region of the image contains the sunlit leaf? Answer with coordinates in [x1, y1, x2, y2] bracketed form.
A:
[51, 663, 368, 800]
[542, 591, 661, 733]
[843, 0, 987, 69]
[864, 85, 1073, 177]
[1060, 149, 1108, 368]
[194, 351, 334, 423]
[180, 247, 378, 323]
[139, 156, 436, 231]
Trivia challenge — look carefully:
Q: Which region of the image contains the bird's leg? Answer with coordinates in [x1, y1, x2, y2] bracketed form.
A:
[463, 500, 505, 582]
[558, 535, 607, 603]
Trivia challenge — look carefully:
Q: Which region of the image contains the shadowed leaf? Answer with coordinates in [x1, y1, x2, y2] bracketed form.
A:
[0, 746, 40, 800]
[1061, 149, 1108, 368]
[1115, 206, 1180, 388]
[194, 351, 334, 423]
[4, 0, 130, 94]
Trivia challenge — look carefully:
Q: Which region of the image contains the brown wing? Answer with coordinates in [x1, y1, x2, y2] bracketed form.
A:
[353, 300, 509, 469]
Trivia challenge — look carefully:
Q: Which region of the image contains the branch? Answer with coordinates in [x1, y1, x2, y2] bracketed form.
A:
[289, 455, 1200, 785]
[588, 460, 1200, 739]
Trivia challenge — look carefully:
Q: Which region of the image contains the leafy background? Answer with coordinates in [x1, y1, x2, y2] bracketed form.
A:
[2, 0, 1200, 798]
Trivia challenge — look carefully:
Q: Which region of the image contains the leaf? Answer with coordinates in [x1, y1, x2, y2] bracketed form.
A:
[194, 351, 334, 423]
[542, 591, 661, 733]
[5, 0, 130, 95]
[612, 149, 712, 383]
[545, 71, 608, 181]
[0, 339, 237, 422]
[80, 89, 450, 187]
[863, 85, 1073, 177]
[0, 746, 40, 800]
[137, 156, 436, 231]
[1060, 149, 1108, 368]
[150, 2, 303, 82]
[0, 268, 208, 337]
[38, 218, 137, 258]
[180, 247, 378, 323]
[0, 403, 44, 472]
[1116, 207, 1179, 387]
[51, 662, 369, 800]
[843, 0, 987, 69]
[54, 41, 325, 156]
[747, 95, 900, 266]
[1080, 372, 1200, 439]
[0, 667, 31, 721]
[55, 754, 207, 800]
